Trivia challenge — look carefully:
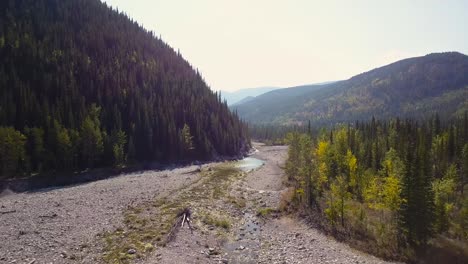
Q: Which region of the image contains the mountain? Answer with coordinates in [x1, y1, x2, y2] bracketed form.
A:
[220, 87, 278, 105]
[232, 83, 335, 122]
[235, 52, 468, 124]
[232, 96, 255, 106]
[0, 0, 249, 179]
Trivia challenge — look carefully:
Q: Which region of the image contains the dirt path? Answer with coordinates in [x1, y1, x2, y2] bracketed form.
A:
[0, 144, 398, 264]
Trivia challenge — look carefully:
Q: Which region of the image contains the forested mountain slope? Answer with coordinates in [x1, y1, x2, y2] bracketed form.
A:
[0, 0, 249, 179]
[233, 83, 335, 123]
[236, 52, 468, 124]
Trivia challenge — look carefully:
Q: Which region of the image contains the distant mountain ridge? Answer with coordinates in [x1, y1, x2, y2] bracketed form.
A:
[232, 96, 255, 106]
[234, 52, 468, 124]
[223, 81, 338, 106]
[220, 87, 279, 105]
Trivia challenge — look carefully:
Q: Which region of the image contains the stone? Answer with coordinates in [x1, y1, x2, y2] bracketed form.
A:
[127, 248, 137, 254]
[208, 247, 219, 255]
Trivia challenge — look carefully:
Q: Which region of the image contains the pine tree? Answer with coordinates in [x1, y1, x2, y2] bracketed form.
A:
[432, 164, 456, 233]
[24, 127, 45, 172]
[179, 124, 194, 159]
[461, 144, 468, 195]
[285, 132, 301, 181]
[80, 105, 104, 168]
[0, 127, 27, 178]
[111, 129, 127, 168]
[299, 134, 313, 206]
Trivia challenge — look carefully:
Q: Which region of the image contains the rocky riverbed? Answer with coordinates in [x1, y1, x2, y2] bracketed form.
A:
[0, 164, 206, 263]
[0, 144, 398, 264]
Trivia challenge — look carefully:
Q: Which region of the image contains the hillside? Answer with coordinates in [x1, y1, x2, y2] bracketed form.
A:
[235, 52, 468, 124]
[233, 83, 336, 123]
[220, 86, 278, 105]
[0, 0, 249, 179]
[232, 96, 255, 106]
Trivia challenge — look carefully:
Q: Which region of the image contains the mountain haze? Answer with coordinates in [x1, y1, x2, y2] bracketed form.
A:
[232, 96, 255, 106]
[235, 52, 468, 124]
[232, 83, 336, 122]
[220, 87, 278, 105]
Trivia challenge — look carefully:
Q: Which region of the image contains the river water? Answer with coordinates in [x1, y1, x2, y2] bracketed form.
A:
[236, 157, 264, 172]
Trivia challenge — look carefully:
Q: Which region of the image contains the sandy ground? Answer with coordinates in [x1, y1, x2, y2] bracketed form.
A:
[0, 144, 398, 264]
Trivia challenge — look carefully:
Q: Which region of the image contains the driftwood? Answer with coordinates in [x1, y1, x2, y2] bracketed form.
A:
[166, 208, 193, 243]
[0, 210, 16, 215]
[39, 213, 58, 218]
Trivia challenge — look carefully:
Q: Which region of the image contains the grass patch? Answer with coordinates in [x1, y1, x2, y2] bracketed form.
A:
[101, 163, 244, 263]
[198, 208, 233, 230]
[201, 212, 232, 230]
[227, 195, 247, 209]
[102, 203, 182, 263]
[256, 207, 277, 217]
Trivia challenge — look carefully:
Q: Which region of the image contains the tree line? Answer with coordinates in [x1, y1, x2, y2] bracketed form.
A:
[248, 123, 313, 145]
[285, 114, 468, 260]
[0, 0, 249, 179]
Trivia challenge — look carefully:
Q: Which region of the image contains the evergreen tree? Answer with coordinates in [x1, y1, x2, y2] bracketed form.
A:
[24, 127, 45, 172]
[432, 164, 457, 233]
[80, 105, 104, 168]
[110, 129, 127, 168]
[0, 127, 26, 178]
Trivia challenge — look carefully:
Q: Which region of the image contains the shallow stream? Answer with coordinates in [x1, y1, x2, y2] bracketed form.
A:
[235, 157, 264, 172]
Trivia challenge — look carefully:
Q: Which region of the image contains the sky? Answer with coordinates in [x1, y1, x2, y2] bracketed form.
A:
[102, 0, 468, 92]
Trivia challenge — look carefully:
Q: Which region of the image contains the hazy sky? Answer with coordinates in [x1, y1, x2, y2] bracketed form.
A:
[102, 0, 468, 91]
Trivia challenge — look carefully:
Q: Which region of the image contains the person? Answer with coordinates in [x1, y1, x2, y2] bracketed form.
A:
[181, 208, 193, 233]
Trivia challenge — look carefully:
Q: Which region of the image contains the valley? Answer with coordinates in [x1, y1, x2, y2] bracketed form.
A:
[0, 144, 394, 264]
[0, 1, 467, 263]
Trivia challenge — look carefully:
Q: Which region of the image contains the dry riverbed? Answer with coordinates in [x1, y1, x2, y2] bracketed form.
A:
[0, 144, 397, 264]
[0, 164, 208, 263]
